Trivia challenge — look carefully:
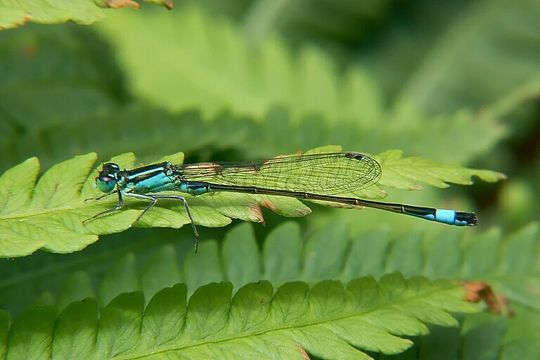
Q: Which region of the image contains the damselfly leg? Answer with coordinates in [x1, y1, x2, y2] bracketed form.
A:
[125, 193, 200, 252]
[83, 189, 125, 225]
[84, 190, 200, 252]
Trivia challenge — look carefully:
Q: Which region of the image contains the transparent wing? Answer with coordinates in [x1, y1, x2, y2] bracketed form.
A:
[175, 152, 381, 196]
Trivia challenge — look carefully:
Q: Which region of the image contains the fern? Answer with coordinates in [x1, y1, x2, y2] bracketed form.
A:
[6, 77, 531, 171]
[3, 219, 538, 314]
[4, 71, 532, 170]
[0, 273, 477, 359]
[1, 103, 509, 173]
[0, 2, 537, 358]
[0, 24, 127, 171]
[5, 18, 533, 170]
[395, 0, 540, 114]
[96, 7, 382, 125]
[0, 0, 174, 30]
[0, 0, 104, 30]
[0, 148, 503, 257]
[2, 221, 539, 357]
[242, 0, 392, 46]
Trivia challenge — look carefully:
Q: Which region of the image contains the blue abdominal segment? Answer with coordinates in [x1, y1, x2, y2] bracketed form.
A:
[417, 208, 475, 226]
[434, 209, 457, 225]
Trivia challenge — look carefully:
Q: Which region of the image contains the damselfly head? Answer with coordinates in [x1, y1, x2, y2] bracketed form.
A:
[96, 163, 121, 193]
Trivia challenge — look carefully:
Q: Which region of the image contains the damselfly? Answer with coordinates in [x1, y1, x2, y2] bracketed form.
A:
[85, 152, 477, 251]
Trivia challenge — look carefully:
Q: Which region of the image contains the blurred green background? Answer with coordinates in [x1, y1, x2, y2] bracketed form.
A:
[0, 0, 539, 358]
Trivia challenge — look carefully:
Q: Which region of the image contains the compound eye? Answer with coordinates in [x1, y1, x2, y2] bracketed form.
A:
[103, 163, 121, 174]
[99, 174, 115, 183]
[95, 163, 121, 193]
[96, 174, 116, 193]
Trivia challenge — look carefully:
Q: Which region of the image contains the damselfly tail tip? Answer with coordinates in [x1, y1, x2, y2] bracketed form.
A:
[456, 211, 478, 226]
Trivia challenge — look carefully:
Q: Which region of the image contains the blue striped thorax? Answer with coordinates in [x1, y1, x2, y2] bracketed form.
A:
[96, 162, 178, 194]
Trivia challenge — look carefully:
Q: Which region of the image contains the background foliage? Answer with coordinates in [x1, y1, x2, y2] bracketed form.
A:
[0, 0, 539, 359]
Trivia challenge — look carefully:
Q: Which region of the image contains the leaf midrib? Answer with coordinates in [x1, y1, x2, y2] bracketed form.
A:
[115, 285, 462, 359]
[0, 201, 102, 221]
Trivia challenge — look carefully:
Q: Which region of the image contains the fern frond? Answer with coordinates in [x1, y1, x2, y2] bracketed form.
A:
[1, 104, 507, 173]
[0, 149, 502, 257]
[3, 16, 522, 169]
[4, 220, 538, 314]
[1, 274, 477, 359]
[0, 0, 174, 30]
[0, 154, 103, 257]
[0, 1, 104, 30]
[376, 149, 505, 190]
[0, 25, 127, 172]
[396, 0, 540, 114]
[92, 7, 511, 163]
[2, 221, 539, 356]
[96, 7, 383, 124]
[243, 0, 391, 45]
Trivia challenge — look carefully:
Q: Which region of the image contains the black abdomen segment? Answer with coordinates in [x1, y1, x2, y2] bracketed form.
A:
[202, 183, 477, 226]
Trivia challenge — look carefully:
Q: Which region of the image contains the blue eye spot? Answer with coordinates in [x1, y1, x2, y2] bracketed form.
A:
[96, 175, 116, 193]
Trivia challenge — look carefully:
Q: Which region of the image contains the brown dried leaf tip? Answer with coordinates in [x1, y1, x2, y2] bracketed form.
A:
[298, 346, 311, 360]
[248, 203, 265, 224]
[464, 281, 514, 316]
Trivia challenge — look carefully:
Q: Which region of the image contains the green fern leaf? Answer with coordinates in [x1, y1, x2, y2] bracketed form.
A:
[0, 25, 127, 171]
[96, 7, 384, 124]
[243, 0, 392, 46]
[0, 149, 503, 257]
[0, 0, 174, 30]
[1, 20, 515, 169]
[396, 0, 540, 114]
[90, 7, 511, 164]
[2, 104, 505, 173]
[0, 1, 104, 30]
[1, 274, 477, 359]
[2, 221, 539, 357]
[0, 154, 104, 257]
[376, 149, 505, 190]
